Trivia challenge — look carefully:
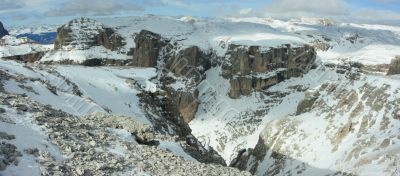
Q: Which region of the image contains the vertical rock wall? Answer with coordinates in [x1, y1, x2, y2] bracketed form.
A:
[224, 44, 316, 98]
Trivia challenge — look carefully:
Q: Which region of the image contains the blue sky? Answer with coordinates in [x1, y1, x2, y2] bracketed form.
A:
[0, 0, 400, 26]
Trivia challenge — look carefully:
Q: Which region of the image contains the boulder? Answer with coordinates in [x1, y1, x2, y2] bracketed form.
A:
[0, 22, 8, 38]
[133, 30, 164, 67]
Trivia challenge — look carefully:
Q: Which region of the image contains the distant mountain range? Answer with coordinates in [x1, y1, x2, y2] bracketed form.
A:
[16, 32, 57, 44]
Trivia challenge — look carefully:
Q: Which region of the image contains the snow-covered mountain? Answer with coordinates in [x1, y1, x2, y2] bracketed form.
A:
[0, 15, 399, 176]
[8, 24, 57, 44]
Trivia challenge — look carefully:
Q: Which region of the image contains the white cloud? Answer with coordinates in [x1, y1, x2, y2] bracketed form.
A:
[261, 0, 348, 19]
[44, 0, 144, 17]
[351, 9, 400, 22]
[160, 0, 193, 9]
[229, 0, 400, 24]
[239, 8, 253, 15]
[0, 0, 24, 10]
[372, 0, 400, 4]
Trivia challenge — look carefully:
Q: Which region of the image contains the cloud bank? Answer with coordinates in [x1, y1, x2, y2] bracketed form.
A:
[44, 0, 144, 17]
[231, 0, 400, 24]
[0, 0, 399, 25]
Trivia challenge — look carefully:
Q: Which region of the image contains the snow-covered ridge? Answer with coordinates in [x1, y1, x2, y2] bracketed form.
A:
[225, 17, 400, 66]
[8, 24, 57, 35]
[35, 15, 400, 66]
[0, 35, 51, 58]
[2, 15, 400, 66]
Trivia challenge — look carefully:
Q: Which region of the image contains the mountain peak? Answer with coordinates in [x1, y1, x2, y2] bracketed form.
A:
[0, 21, 9, 38]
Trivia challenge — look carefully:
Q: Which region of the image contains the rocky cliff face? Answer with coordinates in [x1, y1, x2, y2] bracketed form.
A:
[0, 22, 8, 38]
[54, 17, 125, 51]
[223, 44, 316, 98]
[166, 46, 211, 79]
[164, 46, 212, 122]
[132, 29, 317, 124]
[132, 30, 213, 122]
[132, 30, 164, 67]
[138, 90, 225, 164]
[387, 56, 400, 75]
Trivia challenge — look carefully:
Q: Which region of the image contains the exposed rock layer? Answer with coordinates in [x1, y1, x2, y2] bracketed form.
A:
[166, 46, 211, 79]
[2, 52, 45, 62]
[223, 44, 316, 98]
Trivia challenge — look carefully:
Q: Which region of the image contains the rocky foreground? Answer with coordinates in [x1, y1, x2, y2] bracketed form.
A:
[0, 69, 250, 175]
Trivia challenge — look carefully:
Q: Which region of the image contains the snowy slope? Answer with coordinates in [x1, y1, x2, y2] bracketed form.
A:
[186, 17, 400, 170]
[0, 103, 64, 176]
[40, 47, 131, 64]
[0, 57, 250, 175]
[0, 59, 156, 124]
[236, 71, 400, 175]
[0, 36, 51, 57]
[189, 61, 339, 163]
[191, 59, 400, 176]
[186, 17, 400, 175]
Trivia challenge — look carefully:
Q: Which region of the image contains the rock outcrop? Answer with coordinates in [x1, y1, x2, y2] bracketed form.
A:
[133, 30, 164, 67]
[2, 51, 45, 63]
[0, 131, 21, 171]
[54, 17, 125, 50]
[0, 22, 8, 38]
[139, 89, 225, 164]
[223, 44, 316, 98]
[387, 56, 400, 75]
[166, 46, 211, 80]
[161, 90, 200, 123]
[163, 46, 212, 122]
[0, 142, 22, 171]
[80, 58, 131, 66]
[133, 30, 212, 123]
